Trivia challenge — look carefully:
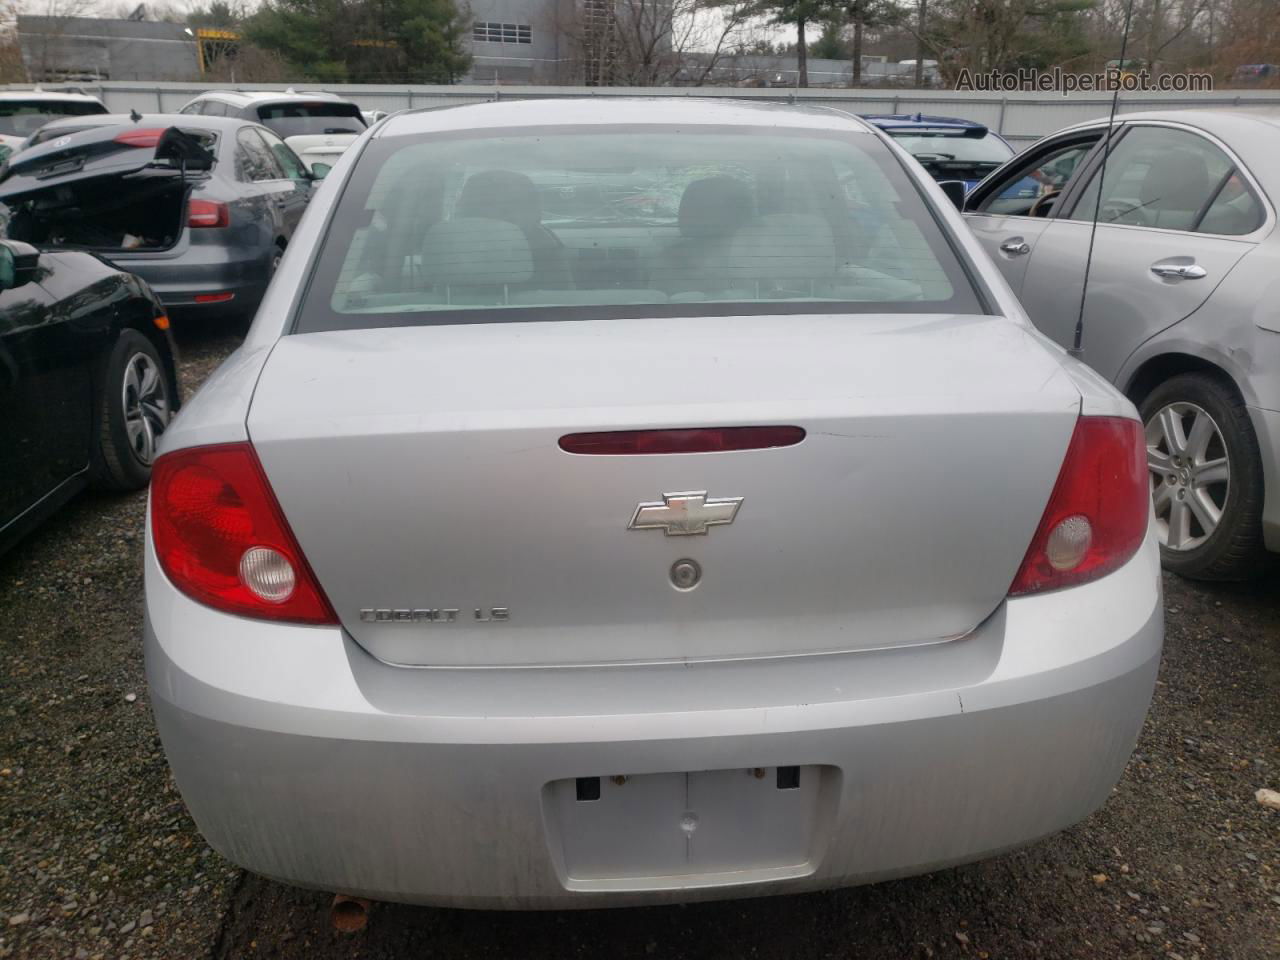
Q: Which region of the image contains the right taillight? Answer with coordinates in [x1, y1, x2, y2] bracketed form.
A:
[187, 199, 229, 228]
[1008, 416, 1148, 596]
[150, 442, 337, 624]
[113, 128, 165, 148]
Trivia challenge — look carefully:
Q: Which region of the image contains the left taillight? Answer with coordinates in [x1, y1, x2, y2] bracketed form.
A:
[150, 442, 337, 624]
[187, 199, 230, 228]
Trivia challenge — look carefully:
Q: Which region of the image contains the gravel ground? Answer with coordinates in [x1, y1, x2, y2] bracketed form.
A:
[1, 329, 1277, 960]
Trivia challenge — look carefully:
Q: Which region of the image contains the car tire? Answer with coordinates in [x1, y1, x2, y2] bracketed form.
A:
[92, 330, 173, 492]
[1139, 372, 1266, 580]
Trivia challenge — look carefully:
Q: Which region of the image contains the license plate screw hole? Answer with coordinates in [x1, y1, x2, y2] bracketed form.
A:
[776, 766, 800, 790]
[575, 777, 601, 801]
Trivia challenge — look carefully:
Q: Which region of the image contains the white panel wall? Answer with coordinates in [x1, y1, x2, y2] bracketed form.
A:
[11, 82, 1278, 149]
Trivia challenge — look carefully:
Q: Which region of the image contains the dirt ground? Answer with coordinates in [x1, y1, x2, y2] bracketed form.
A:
[1, 326, 1277, 960]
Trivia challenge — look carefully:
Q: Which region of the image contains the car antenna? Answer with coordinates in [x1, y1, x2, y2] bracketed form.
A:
[1070, 0, 1136, 359]
[130, 108, 142, 123]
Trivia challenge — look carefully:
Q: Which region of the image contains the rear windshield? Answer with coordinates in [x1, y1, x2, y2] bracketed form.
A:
[256, 103, 365, 138]
[26, 122, 103, 146]
[887, 131, 1014, 164]
[0, 99, 106, 137]
[297, 125, 983, 332]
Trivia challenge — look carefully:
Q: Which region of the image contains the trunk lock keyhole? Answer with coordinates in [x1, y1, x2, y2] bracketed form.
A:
[670, 558, 702, 591]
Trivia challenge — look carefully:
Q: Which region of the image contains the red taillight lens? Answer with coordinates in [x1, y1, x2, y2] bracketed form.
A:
[113, 128, 165, 148]
[150, 443, 337, 624]
[187, 199, 230, 228]
[1008, 416, 1148, 596]
[559, 426, 805, 455]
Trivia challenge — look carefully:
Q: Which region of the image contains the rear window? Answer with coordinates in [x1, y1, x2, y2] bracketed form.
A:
[886, 131, 1014, 164]
[26, 122, 103, 146]
[296, 125, 984, 332]
[256, 102, 365, 138]
[165, 129, 219, 163]
[0, 99, 106, 138]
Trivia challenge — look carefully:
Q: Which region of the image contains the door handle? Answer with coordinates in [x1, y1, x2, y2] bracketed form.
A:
[1150, 260, 1207, 281]
[999, 237, 1031, 256]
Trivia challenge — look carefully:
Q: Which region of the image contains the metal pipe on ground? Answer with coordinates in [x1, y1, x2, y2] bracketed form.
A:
[329, 894, 372, 933]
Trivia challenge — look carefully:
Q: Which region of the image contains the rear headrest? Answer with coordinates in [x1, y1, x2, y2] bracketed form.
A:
[455, 170, 543, 226]
[422, 218, 533, 286]
[723, 214, 838, 281]
[678, 176, 753, 238]
[1139, 149, 1210, 207]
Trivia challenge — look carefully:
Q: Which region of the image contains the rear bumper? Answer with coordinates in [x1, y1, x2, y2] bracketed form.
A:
[1248, 404, 1280, 552]
[146, 534, 1163, 909]
[113, 245, 272, 317]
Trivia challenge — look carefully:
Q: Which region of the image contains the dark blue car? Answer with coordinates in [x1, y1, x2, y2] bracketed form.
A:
[862, 114, 1032, 196]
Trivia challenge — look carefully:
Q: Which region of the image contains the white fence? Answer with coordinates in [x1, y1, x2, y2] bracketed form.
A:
[13, 81, 1280, 146]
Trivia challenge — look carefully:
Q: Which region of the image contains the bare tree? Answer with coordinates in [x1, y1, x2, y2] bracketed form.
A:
[914, 0, 926, 86]
[202, 43, 291, 82]
[846, 0, 897, 85]
[105, 2, 191, 20]
[1211, 0, 1280, 82]
[551, 0, 763, 86]
[29, 0, 101, 81]
[0, 1, 28, 82]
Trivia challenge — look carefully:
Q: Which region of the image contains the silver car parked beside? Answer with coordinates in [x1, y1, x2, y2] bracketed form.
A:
[965, 109, 1280, 579]
[146, 99, 1161, 909]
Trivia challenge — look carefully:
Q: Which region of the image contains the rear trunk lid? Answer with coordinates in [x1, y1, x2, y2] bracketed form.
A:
[283, 133, 356, 174]
[248, 314, 1082, 667]
[0, 124, 213, 198]
[0, 125, 213, 254]
[283, 133, 357, 154]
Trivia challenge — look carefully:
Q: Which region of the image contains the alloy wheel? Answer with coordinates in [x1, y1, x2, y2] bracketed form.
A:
[1145, 401, 1230, 551]
[122, 352, 170, 465]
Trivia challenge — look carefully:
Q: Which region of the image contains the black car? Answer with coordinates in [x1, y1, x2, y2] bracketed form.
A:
[3, 114, 314, 322]
[0, 238, 178, 554]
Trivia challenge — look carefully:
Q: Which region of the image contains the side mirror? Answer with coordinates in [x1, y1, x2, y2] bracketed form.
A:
[0, 239, 39, 290]
[310, 162, 331, 180]
[938, 180, 967, 211]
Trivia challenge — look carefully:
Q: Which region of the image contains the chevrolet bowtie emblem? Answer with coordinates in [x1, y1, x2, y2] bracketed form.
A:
[628, 491, 743, 536]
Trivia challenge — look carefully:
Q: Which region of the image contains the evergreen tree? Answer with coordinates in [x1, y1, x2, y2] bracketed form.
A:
[244, 0, 470, 83]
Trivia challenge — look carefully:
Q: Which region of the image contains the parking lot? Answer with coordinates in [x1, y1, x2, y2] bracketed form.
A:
[0, 326, 1275, 960]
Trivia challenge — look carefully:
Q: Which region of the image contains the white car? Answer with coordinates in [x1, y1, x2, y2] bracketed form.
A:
[0, 89, 107, 155]
[177, 89, 364, 176]
[283, 133, 349, 177]
[146, 99, 1162, 909]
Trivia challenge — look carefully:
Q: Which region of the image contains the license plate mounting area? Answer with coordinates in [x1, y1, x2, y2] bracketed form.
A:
[543, 765, 838, 891]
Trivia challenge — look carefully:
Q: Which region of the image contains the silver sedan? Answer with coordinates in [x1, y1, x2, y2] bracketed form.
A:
[965, 109, 1280, 579]
[145, 99, 1162, 909]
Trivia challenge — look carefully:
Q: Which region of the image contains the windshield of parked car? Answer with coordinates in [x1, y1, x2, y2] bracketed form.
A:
[0, 100, 107, 137]
[297, 126, 984, 332]
[256, 102, 365, 138]
[886, 132, 1014, 163]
